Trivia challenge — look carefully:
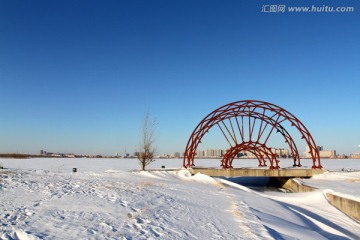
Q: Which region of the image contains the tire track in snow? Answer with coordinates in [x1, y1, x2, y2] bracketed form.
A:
[212, 180, 261, 240]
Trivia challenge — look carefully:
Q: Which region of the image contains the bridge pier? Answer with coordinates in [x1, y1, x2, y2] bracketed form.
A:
[268, 177, 317, 192]
[188, 168, 323, 192]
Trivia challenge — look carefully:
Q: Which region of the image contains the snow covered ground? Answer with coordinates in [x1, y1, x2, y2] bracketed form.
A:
[1, 158, 360, 239]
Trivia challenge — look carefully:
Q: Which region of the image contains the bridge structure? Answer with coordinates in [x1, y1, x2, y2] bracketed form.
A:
[188, 168, 324, 178]
[183, 100, 323, 176]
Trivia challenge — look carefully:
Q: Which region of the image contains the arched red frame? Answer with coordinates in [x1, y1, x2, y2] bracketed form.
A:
[183, 100, 322, 169]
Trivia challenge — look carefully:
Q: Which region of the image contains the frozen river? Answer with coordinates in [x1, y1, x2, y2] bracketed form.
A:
[2, 157, 360, 172]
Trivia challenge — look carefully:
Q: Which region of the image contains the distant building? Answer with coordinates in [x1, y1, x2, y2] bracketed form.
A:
[303, 146, 336, 158]
[272, 148, 290, 158]
[174, 152, 181, 158]
[319, 150, 336, 158]
[238, 151, 255, 158]
[196, 149, 225, 158]
[195, 148, 290, 159]
[158, 153, 173, 158]
[350, 153, 360, 159]
[196, 150, 204, 157]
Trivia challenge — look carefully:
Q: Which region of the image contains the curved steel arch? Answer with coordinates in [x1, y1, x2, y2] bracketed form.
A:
[183, 100, 322, 169]
[223, 142, 278, 169]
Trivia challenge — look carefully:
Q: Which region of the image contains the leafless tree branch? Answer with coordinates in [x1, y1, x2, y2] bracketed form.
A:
[137, 113, 157, 171]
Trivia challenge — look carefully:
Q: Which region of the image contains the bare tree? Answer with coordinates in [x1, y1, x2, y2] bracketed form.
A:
[137, 113, 157, 171]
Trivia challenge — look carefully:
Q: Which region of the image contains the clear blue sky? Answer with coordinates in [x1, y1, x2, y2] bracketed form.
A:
[1, 0, 359, 155]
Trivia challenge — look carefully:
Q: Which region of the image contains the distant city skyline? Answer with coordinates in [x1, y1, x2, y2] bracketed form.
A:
[1, 1, 359, 155]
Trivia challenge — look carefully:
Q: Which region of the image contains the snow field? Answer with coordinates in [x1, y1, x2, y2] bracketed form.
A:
[1, 158, 360, 239]
[1, 170, 251, 239]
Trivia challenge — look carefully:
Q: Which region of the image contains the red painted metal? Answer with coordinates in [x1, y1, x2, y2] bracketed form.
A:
[223, 142, 278, 169]
[183, 100, 322, 169]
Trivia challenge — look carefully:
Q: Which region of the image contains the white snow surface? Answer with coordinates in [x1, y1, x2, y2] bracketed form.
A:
[0, 158, 360, 239]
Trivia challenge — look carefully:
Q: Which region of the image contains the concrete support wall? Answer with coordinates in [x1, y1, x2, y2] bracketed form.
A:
[268, 178, 317, 192]
[277, 179, 360, 222]
[283, 179, 317, 192]
[326, 193, 360, 222]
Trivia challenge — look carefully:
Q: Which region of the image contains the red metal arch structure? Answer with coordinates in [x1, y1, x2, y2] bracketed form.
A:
[183, 100, 322, 169]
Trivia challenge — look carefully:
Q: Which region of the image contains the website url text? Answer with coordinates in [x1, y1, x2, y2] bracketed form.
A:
[261, 5, 355, 13]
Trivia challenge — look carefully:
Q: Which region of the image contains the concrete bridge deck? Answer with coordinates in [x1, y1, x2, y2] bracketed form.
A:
[188, 168, 324, 178]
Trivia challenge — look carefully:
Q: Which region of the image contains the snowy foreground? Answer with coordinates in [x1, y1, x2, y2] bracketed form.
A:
[1, 158, 360, 239]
